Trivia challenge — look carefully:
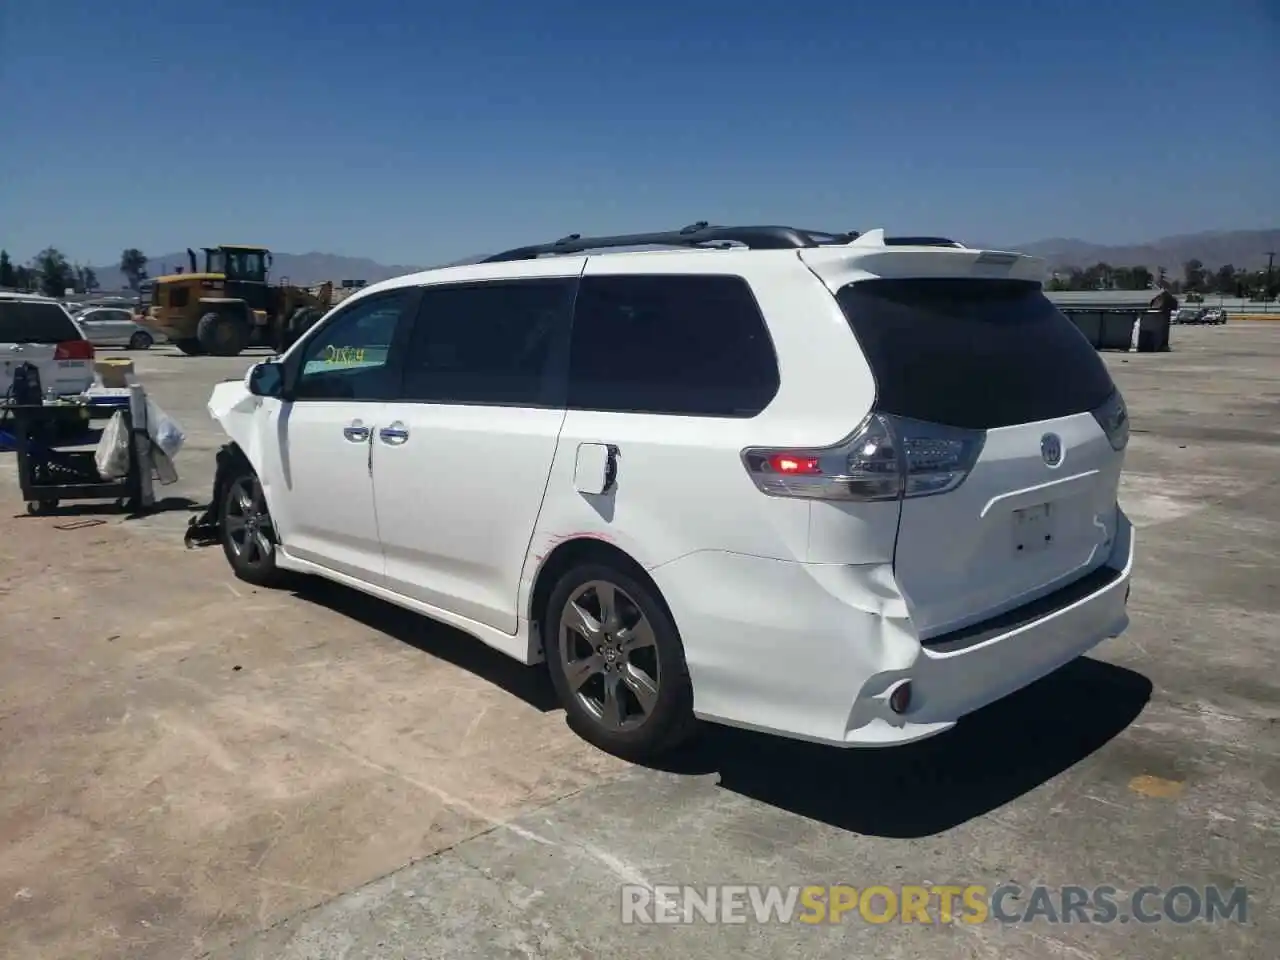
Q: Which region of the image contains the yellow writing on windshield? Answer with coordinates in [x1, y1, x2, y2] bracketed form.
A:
[325, 345, 366, 364]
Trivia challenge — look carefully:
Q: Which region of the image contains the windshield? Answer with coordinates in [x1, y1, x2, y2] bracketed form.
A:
[0, 300, 82, 344]
[205, 249, 226, 274]
[226, 250, 266, 280]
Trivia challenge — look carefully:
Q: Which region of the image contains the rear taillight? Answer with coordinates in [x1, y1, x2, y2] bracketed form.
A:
[1090, 389, 1129, 451]
[54, 340, 95, 361]
[741, 413, 984, 502]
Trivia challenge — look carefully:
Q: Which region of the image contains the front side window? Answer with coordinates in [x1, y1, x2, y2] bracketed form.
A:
[293, 291, 411, 401]
[400, 279, 575, 406]
[567, 274, 780, 417]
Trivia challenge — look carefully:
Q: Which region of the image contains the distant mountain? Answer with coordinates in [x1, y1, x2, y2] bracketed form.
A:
[1004, 230, 1280, 272]
[90, 250, 427, 291]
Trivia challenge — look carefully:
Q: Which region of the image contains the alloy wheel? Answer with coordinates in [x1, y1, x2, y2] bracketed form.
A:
[558, 580, 661, 731]
[224, 476, 274, 567]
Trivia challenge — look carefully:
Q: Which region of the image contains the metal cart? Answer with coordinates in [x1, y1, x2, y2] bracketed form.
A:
[2, 401, 144, 514]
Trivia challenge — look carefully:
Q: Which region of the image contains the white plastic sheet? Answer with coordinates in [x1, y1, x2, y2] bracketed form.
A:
[94, 411, 131, 480]
[145, 399, 185, 459]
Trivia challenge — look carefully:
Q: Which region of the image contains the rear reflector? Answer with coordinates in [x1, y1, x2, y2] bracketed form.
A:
[741, 413, 984, 502]
[54, 340, 94, 361]
[888, 680, 913, 714]
[1090, 389, 1129, 451]
[762, 453, 821, 476]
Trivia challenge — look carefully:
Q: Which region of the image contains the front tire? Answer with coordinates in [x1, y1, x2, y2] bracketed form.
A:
[544, 563, 696, 759]
[128, 331, 153, 350]
[220, 465, 282, 587]
[197, 311, 250, 357]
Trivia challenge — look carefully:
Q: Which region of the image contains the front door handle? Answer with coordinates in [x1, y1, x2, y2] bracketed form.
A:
[378, 422, 409, 445]
[343, 420, 370, 443]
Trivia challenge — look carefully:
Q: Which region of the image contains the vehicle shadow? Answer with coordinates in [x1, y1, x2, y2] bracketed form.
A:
[11, 495, 202, 519]
[261, 572, 1151, 838]
[653, 656, 1152, 839]
[288, 577, 560, 712]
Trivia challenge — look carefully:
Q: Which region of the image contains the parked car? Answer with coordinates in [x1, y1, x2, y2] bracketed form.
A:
[74, 306, 157, 349]
[1, 292, 96, 398]
[1174, 307, 1205, 324]
[203, 224, 1135, 760]
[1202, 309, 1228, 325]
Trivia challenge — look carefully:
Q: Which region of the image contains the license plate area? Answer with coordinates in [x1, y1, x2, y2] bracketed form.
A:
[1013, 502, 1055, 555]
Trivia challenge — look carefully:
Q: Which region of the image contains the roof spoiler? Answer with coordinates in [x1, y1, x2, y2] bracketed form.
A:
[848, 229, 967, 249]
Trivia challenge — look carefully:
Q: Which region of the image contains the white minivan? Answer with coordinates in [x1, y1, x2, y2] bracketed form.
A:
[1, 293, 96, 398]
[204, 224, 1134, 759]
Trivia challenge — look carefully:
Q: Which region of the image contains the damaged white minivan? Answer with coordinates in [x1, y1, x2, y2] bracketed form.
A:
[204, 224, 1135, 759]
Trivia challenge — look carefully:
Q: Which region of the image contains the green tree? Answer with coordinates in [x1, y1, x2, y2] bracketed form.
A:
[1182, 258, 1206, 293]
[74, 264, 99, 293]
[120, 248, 148, 291]
[1061, 267, 1089, 290]
[33, 247, 73, 297]
[0, 249, 14, 288]
[1130, 266, 1153, 290]
[1210, 264, 1236, 294]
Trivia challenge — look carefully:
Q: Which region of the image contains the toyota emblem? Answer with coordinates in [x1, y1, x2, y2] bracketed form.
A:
[1040, 433, 1063, 468]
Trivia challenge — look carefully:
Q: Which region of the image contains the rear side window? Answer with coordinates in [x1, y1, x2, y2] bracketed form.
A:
[400, 278, 576, 406]
[568, 275, 779, 417]
[836, 279, 1115, 429]
[0, 301, 82, 344]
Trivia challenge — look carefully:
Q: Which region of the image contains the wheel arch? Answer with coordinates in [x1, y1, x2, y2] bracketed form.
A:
[526, 536, 678, 662]
[210, 441, 282, 544]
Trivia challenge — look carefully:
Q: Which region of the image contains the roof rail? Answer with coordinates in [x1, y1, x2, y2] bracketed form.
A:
[480, 222, 861, 263]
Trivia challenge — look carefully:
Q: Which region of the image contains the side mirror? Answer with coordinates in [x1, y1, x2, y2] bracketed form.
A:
[247, 361, 285, 398]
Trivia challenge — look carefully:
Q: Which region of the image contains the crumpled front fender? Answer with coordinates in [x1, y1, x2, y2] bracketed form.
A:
[207, 376, 267, 468]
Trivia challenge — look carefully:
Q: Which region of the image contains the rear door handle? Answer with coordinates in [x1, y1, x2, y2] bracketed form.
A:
[378, 422, 409, 445]
[343, 420, 370, 443]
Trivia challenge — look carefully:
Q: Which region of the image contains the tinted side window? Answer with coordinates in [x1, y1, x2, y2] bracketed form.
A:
[568, 275, 779, 417]
[836, 279, 1116, 429]
[293, 291, 411, 401]
[400, 279, 575, 406]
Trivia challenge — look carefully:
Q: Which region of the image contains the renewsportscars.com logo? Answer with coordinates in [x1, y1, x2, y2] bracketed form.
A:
[620, 884, 1249, 926]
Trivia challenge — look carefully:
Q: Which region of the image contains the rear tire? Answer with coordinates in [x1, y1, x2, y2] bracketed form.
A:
[197, 311, 251, 357]
[219, 463, 283, 588]
[544, 562, 696, 760]
[175, 338, 206, 356]
[128, 331, 153, 350]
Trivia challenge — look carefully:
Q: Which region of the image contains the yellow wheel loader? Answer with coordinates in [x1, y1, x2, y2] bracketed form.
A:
[142, 245, 334, 356]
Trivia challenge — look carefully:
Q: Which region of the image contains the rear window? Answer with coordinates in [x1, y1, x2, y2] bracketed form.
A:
[836, 278, 1115, 429]
[0, 300, 82, 345]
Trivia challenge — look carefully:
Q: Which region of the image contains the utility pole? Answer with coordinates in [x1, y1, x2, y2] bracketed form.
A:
[1267, 250, 1276, 301]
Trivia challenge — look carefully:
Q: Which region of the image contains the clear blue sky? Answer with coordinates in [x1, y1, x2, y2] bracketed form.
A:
[2, 0, 1277, 267]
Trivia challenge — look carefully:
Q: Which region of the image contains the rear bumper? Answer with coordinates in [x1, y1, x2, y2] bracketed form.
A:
[651, 509, 1135, 748]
